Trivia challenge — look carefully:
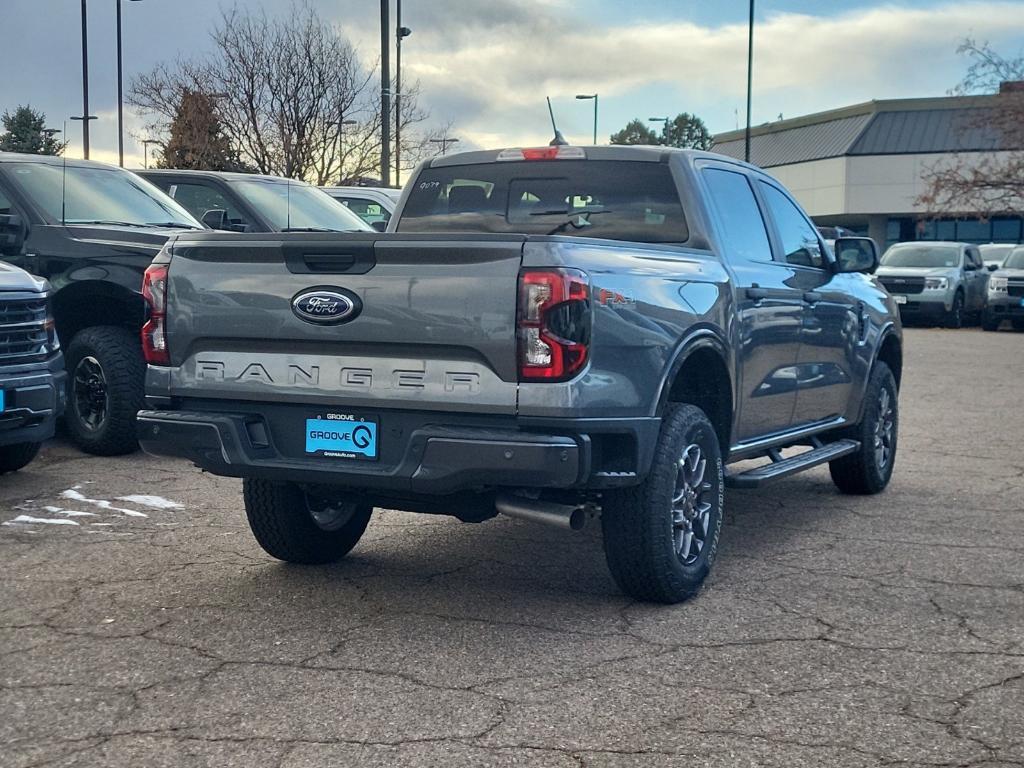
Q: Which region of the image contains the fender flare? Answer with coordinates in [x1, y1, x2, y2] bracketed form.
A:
[652, 326, 734, 418]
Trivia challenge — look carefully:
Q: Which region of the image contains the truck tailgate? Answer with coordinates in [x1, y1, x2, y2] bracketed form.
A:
[163, 233, 525, 414]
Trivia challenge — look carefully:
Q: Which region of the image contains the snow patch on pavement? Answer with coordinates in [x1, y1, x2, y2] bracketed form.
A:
[60, 489, 148, 517]
[116, 494, 183, 510]
[42, 506, 97, 517]
[4, 515, 79, 526]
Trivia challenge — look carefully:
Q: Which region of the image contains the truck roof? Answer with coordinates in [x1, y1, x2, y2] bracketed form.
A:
[0, 151, 124, 170]
[427, 144, 743, 169]
[138, 168, 315, 186]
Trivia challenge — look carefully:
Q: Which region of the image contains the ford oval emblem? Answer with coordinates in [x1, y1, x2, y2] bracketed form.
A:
[291, 288, 362, 325]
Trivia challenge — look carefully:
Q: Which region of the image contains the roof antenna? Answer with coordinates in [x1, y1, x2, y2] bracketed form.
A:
[546, 97, 568, 146]
[286, 177, 291, 231]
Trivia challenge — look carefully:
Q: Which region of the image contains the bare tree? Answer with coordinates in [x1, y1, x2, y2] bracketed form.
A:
[917, 39, 1024, 217]
[129, 2, 434, 184]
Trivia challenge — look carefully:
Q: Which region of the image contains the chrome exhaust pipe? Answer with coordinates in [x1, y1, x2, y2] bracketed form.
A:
[495, 492, 587, 531]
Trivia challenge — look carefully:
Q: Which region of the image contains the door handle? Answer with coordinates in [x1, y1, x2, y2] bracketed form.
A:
[746, 287, 770, 301]
[803, 291, 823, 304]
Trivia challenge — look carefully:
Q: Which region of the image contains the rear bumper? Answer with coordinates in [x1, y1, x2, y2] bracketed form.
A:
[137, 407, 659, 494]
[0, 357, 67, 447]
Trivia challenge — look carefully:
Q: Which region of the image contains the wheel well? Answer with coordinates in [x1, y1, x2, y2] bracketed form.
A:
[52, 282, 145, 346]
[877, 333, 903, 390]
[665, 347, 733, 450]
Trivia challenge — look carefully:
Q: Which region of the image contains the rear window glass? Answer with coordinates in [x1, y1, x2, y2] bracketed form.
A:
[397, 160, 688, 243]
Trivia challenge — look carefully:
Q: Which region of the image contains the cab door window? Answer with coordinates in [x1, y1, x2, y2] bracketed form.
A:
[166, 182, 249, 229]
[758, 182, 824, 269]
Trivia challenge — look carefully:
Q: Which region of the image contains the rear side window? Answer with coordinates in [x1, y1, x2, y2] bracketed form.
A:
[398, 160, 688, 243]
[758, 182, 824, 268]
[701, 168, 771, 263]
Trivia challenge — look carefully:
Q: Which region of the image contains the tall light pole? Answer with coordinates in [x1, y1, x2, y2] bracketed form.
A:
[116, 0, 144, 167]
[141, 138, 158, 169]
[429, 137, 459, 155]
[648, 116, 669, 144]
[575, 94, 598, 144]
[395, 1, 412, 185]
[379, 0, 391, 187]
[338, 118, 357, 184]
[79, 0, 92, 158]
[744, 0, 755, 163]
[71, 115, 98, 158]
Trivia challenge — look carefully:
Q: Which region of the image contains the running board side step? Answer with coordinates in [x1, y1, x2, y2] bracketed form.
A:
[725, 439, 860, 488]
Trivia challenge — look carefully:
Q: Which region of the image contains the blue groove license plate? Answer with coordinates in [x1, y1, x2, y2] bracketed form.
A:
[305, 416, 378, 460]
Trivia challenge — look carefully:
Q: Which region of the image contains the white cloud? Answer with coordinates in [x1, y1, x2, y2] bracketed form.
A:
[385, 1, 1024, 149]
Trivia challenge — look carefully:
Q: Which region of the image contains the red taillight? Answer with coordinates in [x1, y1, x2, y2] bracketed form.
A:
[517, 269, 590, 381]
[141, 263, 169, 365]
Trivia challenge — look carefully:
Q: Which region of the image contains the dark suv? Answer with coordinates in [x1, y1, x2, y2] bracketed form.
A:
[0, 260, 64, 473]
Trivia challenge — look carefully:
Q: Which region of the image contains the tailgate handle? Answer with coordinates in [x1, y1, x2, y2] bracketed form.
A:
[302, 253, 356, 272]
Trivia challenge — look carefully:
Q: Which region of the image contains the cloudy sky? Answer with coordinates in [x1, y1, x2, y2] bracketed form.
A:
[3, 0, 1024, 170]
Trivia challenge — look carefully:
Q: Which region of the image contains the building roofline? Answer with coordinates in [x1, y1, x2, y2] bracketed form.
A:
[713, 93, 1005, 144]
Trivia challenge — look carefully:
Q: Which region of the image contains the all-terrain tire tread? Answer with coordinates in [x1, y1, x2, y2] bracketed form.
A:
[65, 326, 145, 456]
[829, 361, 898, 495]
[243, 478, 371, 564]
[602, 404, 723, 604]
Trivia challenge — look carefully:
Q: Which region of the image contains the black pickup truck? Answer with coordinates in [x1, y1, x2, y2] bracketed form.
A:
[0, 261, 64, 473]
[0, 152, 204, 455]
[138, 145, 902, 603]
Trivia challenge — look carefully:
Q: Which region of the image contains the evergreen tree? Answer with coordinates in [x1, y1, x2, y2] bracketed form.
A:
[0, 105, 65, 155]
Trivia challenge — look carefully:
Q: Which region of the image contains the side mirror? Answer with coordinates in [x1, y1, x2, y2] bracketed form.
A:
[964, 261, 978, 272]
[834, 237, 878, 274]
[0, 213, 26, 255]
[200, 208, 246, 232]
[370, 220, 387, 232]
[987, 263, 1000, 272]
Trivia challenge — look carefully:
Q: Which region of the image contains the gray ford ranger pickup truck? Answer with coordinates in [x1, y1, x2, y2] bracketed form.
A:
[137, 146, 903, 603]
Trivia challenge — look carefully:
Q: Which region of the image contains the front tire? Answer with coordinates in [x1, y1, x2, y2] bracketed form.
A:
[602, 404, 724, 604]
[982, 315, 1000, 332]
[829, 361, 898, 495]
[64, 326, 145, 456]
[243, 479, 373, 564]
[0, 442, 41, 474]
[944, 292, 964, 329]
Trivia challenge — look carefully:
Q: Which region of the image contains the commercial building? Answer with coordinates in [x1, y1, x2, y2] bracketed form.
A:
[711, 87, 1023, 249]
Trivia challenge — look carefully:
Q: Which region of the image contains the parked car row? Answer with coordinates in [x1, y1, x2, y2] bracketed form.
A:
[874, 240, 1024, 330]
[0, 151, 392, 465]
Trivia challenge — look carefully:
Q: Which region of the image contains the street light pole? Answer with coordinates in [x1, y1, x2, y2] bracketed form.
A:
[744, 0, 755, 163]
[379, 0, 391, 187]
[116, 0, 143, 168]
[395, 2, 412, 185]
[429, 137, 459, 155]
[141, 138, 158, 169]
[80, 0, 91, 158]
[575, 94, 598, 144]
[648, 116, 669, 144]
[338, 118, 357, 184]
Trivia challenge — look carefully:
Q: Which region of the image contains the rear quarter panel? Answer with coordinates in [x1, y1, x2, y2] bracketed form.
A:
[517, 237, 733, 418]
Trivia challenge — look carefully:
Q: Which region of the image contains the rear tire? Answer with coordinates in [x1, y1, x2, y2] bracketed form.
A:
[0, 442, 41, 474]
[829, 361, 898, 495]
[602, 404, 724, 604]
[243, 479, 373, 564]
[944, 292, 964, 329]
[64, 326, 145, 456]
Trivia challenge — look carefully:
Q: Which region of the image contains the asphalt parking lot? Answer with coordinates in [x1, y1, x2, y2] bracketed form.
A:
[2, 326, 1022, 767]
